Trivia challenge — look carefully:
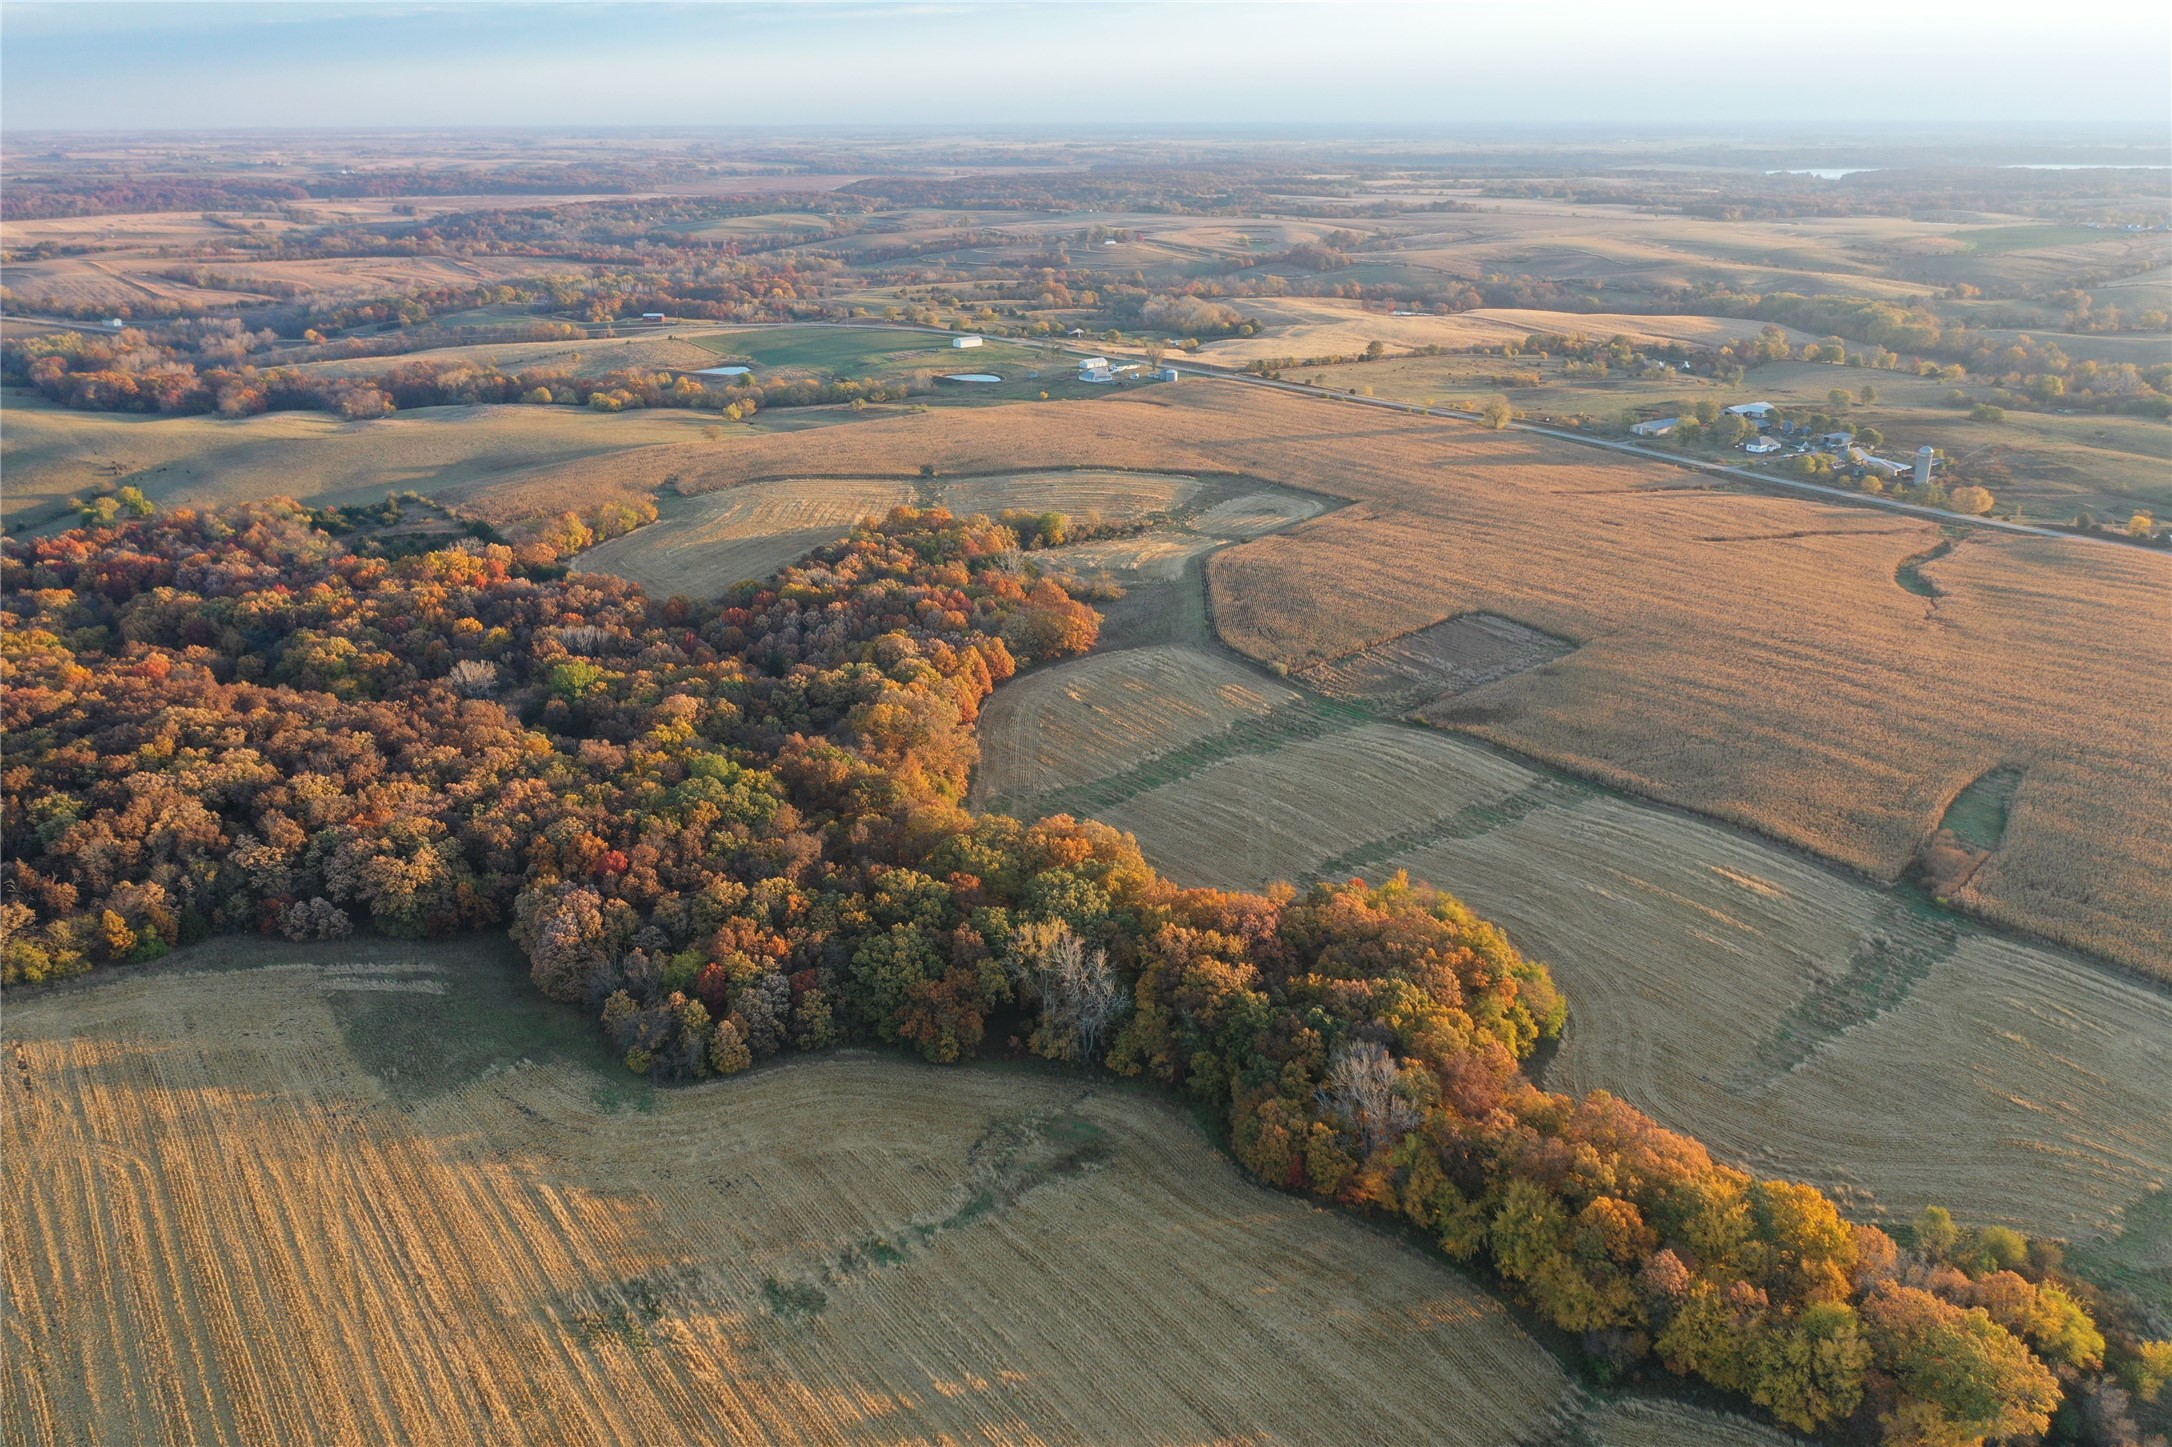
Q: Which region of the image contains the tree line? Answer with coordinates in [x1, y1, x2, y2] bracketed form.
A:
[3, 505, 2166, 1445]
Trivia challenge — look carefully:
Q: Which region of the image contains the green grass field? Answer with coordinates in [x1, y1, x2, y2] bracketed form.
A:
[690, 326, 1043, 374]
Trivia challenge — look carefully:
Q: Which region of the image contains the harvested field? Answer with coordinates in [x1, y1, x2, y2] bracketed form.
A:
[1582, 1398, 1799, 1447]
[256, 385, 2172, 973]
[3, 936, 1606, 1446]
[1043, 531, 1214, 582]
[1061, 695, 2172, 1238]
[286, 333, 727, 381]
[971, 644, 1299, 810]
[1384, 791, 2172, 1239]
[0, 398, 719, 528]
[1039, 487, 1329, 584]
[1099, 724, 1538, 890]
[1300, 612, 1576, 709]
[574, 479, 914, 596]
[1193, 487, 1330, 537]
[574, 470, 1207, 597]
[1194, 300, 1812, 365]
[938, 468, 1201, 521]
[2, 253, 550, 310]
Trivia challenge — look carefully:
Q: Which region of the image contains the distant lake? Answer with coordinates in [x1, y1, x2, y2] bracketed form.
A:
[941, 373, 1002, 383]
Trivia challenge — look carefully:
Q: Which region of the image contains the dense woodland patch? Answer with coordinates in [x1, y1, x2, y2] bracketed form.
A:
[4, 506, 2166, 1446]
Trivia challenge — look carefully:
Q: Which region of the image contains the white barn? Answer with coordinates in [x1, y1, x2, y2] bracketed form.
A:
[951, 335, 984, 349]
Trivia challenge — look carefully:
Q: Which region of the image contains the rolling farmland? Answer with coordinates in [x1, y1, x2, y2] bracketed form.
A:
[986, 643, 2172, 1240]
[574, 478, 915, 596]
[1, 935, 1779, 1447]
[0, 397, 724, 529]
[1194, 299, 1815, 364]
[592, 385, 2170, 974]
[7, 127, 2168, 1446]
[576, 469, 1217, 597]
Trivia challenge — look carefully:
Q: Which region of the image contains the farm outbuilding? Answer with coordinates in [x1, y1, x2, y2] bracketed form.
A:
[952, 335, 984, 349]
[1724, 401, 1775, 419]
[1630, 418, 1678, 437]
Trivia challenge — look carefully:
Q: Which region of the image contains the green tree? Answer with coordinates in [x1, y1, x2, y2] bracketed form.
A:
[1748, 1301, 1871, 1432]
[1861, 1283, 2060, 1446]
[549, 660, 608, 702]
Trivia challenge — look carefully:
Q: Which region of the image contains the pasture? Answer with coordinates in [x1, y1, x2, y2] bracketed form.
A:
[0, 935, 1783, 1447]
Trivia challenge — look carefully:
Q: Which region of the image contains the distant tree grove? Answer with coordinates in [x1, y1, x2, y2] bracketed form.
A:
[3, 504, 2161, 1445]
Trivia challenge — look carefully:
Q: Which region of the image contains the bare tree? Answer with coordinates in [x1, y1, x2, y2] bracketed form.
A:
[1323, 1039, 1419, 1155]
[1020, 921, 1124, 1063]
[447, 659, 499, 696]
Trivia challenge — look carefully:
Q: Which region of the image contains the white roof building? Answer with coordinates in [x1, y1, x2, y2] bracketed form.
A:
[1742, 437, 1781, 454]
[1630, 417, 1678, 437]
[952, 335, 984, 348]
[1724, 401, 1775, 418]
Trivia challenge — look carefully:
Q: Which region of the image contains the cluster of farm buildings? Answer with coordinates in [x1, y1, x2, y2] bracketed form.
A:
[1631, 401, 1937, 484]
[1075, 355, 1181, 384]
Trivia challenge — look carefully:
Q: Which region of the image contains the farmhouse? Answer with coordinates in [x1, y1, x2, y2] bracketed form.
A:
[1742, 436, 1781, 454]
[1630, 417, 1678, 437]
[952, 335, 985, 349]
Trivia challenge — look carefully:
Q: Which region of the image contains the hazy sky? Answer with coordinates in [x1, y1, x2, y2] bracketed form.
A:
[4, 0, 2169, 133]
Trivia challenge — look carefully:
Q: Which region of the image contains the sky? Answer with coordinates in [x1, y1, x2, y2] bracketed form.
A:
[4, 0, 2170, 134]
